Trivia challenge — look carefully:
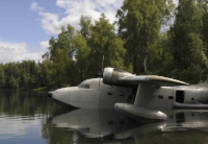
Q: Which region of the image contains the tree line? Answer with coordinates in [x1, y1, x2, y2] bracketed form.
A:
[0, 0, 208, 89]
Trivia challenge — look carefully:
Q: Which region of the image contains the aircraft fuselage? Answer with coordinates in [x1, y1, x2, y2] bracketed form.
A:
[51, 78, 133, 109]
[49, 78, 208, 110]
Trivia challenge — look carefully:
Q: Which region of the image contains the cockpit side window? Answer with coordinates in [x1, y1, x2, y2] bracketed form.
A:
[78, 83, 84, 88]
[84, 84, 90, 89]
[78, 83, 90, 89]
[78, 79, 100, 89]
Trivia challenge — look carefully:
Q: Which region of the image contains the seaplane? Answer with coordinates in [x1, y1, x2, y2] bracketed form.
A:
[48, 67, 208, 120]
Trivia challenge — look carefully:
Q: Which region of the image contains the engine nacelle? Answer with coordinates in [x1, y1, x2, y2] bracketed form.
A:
[103, 67, 133, 85]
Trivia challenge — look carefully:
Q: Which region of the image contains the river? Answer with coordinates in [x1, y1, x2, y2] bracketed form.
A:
[0, 90, 208, 144]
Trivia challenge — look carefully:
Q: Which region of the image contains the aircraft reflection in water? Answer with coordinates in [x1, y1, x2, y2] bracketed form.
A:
[48, 67, 208, 120]
[47, 109, 208, 144]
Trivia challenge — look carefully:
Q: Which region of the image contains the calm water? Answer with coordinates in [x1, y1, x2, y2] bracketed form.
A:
[0, 90, 208, 144]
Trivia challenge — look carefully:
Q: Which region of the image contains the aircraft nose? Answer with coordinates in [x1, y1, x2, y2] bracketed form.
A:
[47, 91, 53, 98]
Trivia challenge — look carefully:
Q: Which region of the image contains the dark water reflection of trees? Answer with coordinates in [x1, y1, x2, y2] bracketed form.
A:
[0, 90, 58, 116]
[42, 122, 208, 144]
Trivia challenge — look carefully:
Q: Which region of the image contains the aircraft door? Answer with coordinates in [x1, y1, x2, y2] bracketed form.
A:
[175, 90, 184, 103]
[127, 86, 137, 104]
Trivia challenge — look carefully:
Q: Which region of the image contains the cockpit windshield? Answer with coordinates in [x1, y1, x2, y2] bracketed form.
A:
[78, 78, 100, 89]
[78, 82, 90, 89]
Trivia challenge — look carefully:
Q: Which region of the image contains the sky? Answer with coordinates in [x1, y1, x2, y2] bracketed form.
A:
[0, 0, 123, 63]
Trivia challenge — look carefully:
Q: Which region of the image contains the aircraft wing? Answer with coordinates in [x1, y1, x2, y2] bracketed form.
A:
[119, 75, 189, 86]
[103, 67, 189, 120]
[103, 67, 189, 86]
[117, 75, 188, 106]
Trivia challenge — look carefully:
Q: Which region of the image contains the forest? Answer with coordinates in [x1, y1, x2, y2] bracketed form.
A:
[0, 0, 208, 89]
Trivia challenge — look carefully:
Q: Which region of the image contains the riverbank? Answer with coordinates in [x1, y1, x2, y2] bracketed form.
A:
[33, 87, 48, 92]
[0, 87, 49, 92]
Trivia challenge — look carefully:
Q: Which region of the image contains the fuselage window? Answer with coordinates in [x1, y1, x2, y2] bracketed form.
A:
[84, 84, 90, 89]
[169, 96, 174, 99]
[108, 121, 114, 125]
[119, 93, 125, 96]
[120, 119, 125, 124]
[158, 95, 163, 99]
[108, 92, 113, 95]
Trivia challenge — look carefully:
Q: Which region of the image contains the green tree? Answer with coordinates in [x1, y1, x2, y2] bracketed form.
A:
[116, 0, 174, 74]
[0, 65, 5, 88]
[80, 16, 92, 39]
[170, 0, 208, 83]
[41, 60, 55, 88]
[73, 34, 91, 80]
[89, 14, 128, 73]
[9, 76, 19, 89]
[42, 25, 76, 87]
[108, 37, 126, 69]
[200, 0, 208, 55]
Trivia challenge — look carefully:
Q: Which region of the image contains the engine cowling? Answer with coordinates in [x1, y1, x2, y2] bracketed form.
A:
[103, 67, 133, 85]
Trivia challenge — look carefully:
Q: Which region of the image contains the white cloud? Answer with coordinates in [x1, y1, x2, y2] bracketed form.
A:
[39, 12, 60, 34]
[31, 2, 44, 12]
[31, 0, 124, 34]
[0, 41, 47, 63]
[40, 41, 49, 50]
